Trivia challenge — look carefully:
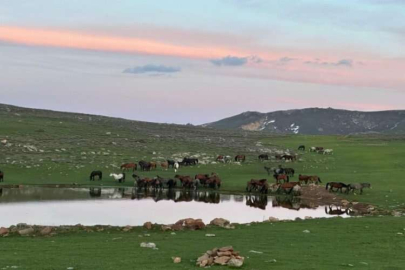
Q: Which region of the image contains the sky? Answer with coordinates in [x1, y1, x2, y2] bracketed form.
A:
[1, 0, 405, 124]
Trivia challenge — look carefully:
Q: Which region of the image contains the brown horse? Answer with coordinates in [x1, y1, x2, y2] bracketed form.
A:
[246, 179, 268, 193]
[273, 174, 289, 184]
[325, 182, 349, 193]
[174, 175, 194, 188]
[120, 163, 137, 172]
[234, 155, 246, 162]
[282, 155, 296, 162]
[206, 175, 221, 189]
[277, 182, 300, 194]
[308, 175, 322, 184]
[160, 161, 168, 170]
[195, 174, 210, 186]
[216, 155, 224, 161]
[150, 162, 157, 170]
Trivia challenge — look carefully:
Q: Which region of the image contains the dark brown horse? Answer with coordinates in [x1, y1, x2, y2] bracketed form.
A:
[282, 155, 296, 161]
[195, 174, 210, 186]
[89, 170, 102, 181]
[121, 163, 137, 172]
[277, 182, 300, 194]
[138, 161, 152, 171]
[235, 155, 246, 162]
[246, 179, 268, 193]
[325, 182, 349, 193]
[258, 154, 269, 161]
[206, 175, 221, 189]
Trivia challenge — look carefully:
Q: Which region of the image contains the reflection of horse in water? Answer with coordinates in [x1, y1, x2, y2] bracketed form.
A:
[130, 189, 220, 204]
[89, 188, 102, 197]
[272, 196, 317, 211]
[325, 205, 352, 216]
[0, 188, 2, 197]
[245, 195, 268, 210]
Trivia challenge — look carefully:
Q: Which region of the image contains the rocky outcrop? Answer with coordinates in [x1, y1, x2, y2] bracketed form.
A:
[210, 218, 230, 228]
[196, 246, 244, 268]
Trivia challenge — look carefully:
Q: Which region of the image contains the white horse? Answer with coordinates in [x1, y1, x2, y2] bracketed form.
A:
[110, 173, 125, 182]
[323, 149, 334, 155]
[174, 162, 179, 173]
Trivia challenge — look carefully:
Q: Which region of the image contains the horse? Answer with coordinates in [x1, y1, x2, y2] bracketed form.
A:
[258, 154, 269, 161]
[150, 162, 157, 170]
[138, 161, 152, 171]
[89, 170, 102, 181]
[110, 173, 126, 183]
[273, 173, 289, 184]
[195, 174, 210, 186]
[308, 175, 322, 184]
[246, 179, 268, 194]
[132, 174, 153, 189]
[167, 160, 176, 168]
[160, 161, 169, 170]
[174, 175, 194, 189]
[174, 162, 179, 173]
[120, 163, 137, 172]
[298, 145, 305, 151]
[325, 182, 349, 193]
[323, 149, 334, 155]
[182, 157, 198, 166]
[0, 170, 3, 182]
[277, 182, 300, 194]
[347, 183, 371, 194]
[282, 155, 296, 162]
[284, 168, 295, 177]
[235, 155, 246, 162]
[206, 175, 221, 189]
[216, 155, 225, 162]
[298, 174, 311, 184]
[264, 166, 275, 176]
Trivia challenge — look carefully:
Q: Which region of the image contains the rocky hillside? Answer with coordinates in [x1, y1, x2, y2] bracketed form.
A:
[204, 108, 405, 135]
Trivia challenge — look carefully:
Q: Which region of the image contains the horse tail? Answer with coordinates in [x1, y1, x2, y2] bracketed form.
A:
[235, 156, 238, 161]
[318, 177, 322, 183]
[287, 176, 290, 183]
[100, 172, 102, 180]
[325, 182, 329, 190]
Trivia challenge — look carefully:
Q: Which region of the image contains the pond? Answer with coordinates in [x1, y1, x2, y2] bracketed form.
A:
[0, 187, 350, 227]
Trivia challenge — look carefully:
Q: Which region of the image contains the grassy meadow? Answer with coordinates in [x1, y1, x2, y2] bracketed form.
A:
[1, 106, 405, 269]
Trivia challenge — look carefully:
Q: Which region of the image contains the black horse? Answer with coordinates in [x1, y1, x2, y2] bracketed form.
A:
[182, 157, 198, 166]
[284, 168, 295, 177]
[298, 145, 305, 151]
[89, 170, 102, 181]
[138, 160, 152, 171]
[258, 154, 269, 161]
[167, 160, 176, 168]
[0, 170, 3, 182]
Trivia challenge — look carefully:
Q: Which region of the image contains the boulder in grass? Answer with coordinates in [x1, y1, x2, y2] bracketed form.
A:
[210, 218, 230, 227]
[19, 227, 34, 236]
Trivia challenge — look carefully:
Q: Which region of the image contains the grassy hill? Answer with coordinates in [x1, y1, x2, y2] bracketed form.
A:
[204, 107, 405, 135]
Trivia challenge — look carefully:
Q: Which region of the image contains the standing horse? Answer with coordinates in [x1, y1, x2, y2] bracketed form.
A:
[277, 182, 300, 194]
[298, 145, 305, 151]
[0, 170, 4, 182]
[284, 168, 295, 177]
[258, 154, 269, 161]
[120, 163, 137, 172]
[325, 182, 349, 193]
[282, 155, 296, 162]
[273, 174, 289, 184]
[167, 160, 175, 168]
[90, 170, 102, 181]
[160, 161, 169, 170]
[347, 183, 371, 194]
[110, 173, 126, 183]
[235, 155, 246, 162]
[138, 161, 152, 171]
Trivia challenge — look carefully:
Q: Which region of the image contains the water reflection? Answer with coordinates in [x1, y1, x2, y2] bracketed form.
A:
[0, 187, 351, 226]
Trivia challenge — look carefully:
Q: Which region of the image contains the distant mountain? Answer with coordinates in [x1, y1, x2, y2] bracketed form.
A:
[203, 108, 405, 135]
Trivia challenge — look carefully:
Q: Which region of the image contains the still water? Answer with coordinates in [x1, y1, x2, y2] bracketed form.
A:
[0, 187, 350, 226]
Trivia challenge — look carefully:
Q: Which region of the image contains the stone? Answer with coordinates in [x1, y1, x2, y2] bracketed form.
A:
[161, 225, 172, 231]
[19, 227, 34, 236]
[303, 230, 310, 233]
[268, 217, 279, 222]
[0, 227, 9, 236]
[219, 246, 234, 252]
[122, 226, 132, 232]
[214, 256, 231, 265]
[143, 222, 153, 230]
[205, 234, 216, 237]
[172, 257, 181, 263]
[210, 218, 230, 227]
[228, 257, 244, 268]
[140, 242, 156, 249]
[175, 218, 205, 230]
[40, 227, 53, 236]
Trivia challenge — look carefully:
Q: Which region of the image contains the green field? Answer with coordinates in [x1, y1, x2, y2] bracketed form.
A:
[1, 106, 405, 269]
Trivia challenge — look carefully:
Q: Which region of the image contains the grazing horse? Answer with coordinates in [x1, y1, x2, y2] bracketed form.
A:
[160, 161, 169, 170]
[258, 154, 269, 161]
[347, 183, 371, 194]
[277, 182, 300, 194]
[89, 170, 102, 181]
[284, 168, 295, 177]
[235, 155, 246, 162]
[325, 182, 349, 193]
[246, 179, 268, 194]
[167, 160, 176, 168]
[138, 161, 152, 171]
[195, 174, 210, 186]
[282, 155, 296, 162]
[298, 145, 305, 151]
[0, 170, 4, 182]
[174, 175, 195, 189]
[206, 175, 221, 189]
[150, 162, 157, 170]
[120, 163, 137, 172]
[273, 173, 289, 184]
[182, 157, 199, 166]
[308, 175, 322, 184]
[110, 173, 126, 183]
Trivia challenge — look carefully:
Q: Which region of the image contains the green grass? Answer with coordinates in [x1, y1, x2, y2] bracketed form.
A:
[1, 217, 404, 270]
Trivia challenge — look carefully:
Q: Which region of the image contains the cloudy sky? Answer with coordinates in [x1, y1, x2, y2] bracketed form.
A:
[1, 0, 405, 124]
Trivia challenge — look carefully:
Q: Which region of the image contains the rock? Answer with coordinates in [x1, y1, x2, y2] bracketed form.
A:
[140, 242, 157, 249]
[205, 234, 216, 237]
[292, 185, 302, 195]
[303, 230, 310, 233]
[172, 257, 181, 263]
[0, 227, 9, 236]
[19, 227, 34, 236]
[219, 246, 234, 252]
[341, 200, 350, 206]
[143, 222, 153, 230]
[210, 218, 230, 227]
[40, 227, 53, 236]
[305, 216, 313, 220]
[122, 226, 132, 232]
[161, 225, 172, 232]
[228, 257, 244, 267]
[268, 217, 279, 222]
[171, 224, 184, 231]
[175, 218, 205, 230]
[214, 256, 230, 265]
